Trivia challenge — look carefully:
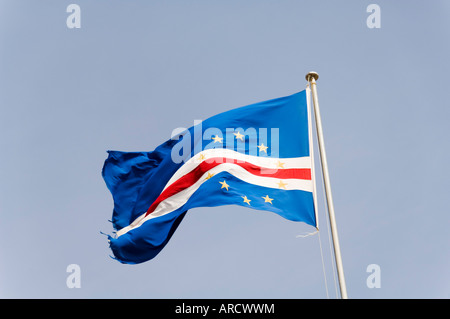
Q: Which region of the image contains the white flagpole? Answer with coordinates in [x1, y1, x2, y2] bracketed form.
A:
[306, 71, 348, 299]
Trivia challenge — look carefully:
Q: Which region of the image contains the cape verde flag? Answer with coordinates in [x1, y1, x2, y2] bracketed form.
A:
[102, 88, 317, 264]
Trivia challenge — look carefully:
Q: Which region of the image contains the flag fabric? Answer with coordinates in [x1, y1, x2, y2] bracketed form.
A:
[102, 88, 317, 264]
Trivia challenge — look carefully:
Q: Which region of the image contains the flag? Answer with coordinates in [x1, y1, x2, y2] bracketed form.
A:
[102, 88, 317, 264]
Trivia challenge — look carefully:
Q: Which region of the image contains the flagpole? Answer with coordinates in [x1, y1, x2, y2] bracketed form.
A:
[306, 71, 348, 299]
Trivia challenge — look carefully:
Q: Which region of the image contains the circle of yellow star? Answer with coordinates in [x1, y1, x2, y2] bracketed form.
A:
[233, 131, 244, 141]
[242, 195, 251, 205]
[211, 135, 223, 143]
[257, 143, 268, 153]
[276, 160, 285, 168]
[219, 180, 229, 191]
[277, 180, 287, 189]
[262, 195, 273, 204]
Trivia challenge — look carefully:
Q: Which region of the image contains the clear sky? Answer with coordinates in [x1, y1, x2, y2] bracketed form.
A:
[0, 0, 449, 298]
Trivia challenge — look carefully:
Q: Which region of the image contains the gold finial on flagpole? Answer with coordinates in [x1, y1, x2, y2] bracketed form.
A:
[305, 71, 319, 82]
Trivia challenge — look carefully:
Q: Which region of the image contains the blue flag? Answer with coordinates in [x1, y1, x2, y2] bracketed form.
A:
[102, 89, 317, 264]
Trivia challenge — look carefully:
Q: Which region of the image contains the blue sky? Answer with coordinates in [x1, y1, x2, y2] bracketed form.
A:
[0, 0, 449, 298]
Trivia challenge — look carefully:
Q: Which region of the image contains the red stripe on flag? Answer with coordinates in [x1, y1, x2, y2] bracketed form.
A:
[144, 157, 311, 217]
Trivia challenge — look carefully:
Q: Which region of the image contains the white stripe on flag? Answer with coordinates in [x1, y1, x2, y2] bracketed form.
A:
[164, 148, 312, 191]
[117, 155, 313, 237]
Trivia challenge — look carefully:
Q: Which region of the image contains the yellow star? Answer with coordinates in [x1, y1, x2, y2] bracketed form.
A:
[262, 195, 273, 204]
[276, 160, 285, 168]
[219, 180, 229, 191]
[257, 143, 268, 153]
[197, 154, 205, 161]
[277, 180, 287, 189]
[205, 172, 214, 180]
[242, 195, 251, 205]
[211, 135, 223, 143]
[233, 131, 244, 141]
